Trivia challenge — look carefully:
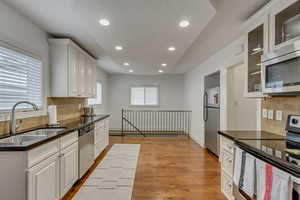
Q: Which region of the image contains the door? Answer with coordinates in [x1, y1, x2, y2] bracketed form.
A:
[68, 45, 79, 97]
[60, 142, 78, 198]
[205, 107, 220, 155]
[27, 153, 60, 200]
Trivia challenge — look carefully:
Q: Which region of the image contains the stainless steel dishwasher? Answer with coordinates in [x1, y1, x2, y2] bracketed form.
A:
[78, 123, 95, 178]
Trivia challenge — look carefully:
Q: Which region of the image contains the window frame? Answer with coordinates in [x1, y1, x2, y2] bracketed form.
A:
[129, 85, 160, 106]
[88, 81, 103, 105]
[0, 40, 45, 121]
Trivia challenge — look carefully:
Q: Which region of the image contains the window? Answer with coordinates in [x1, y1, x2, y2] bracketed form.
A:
[130, 86, 159, 105]
[0, 45, 42, 111]
[88, 82, 102, 105]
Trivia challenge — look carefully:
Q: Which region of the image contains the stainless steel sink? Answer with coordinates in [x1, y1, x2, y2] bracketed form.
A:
[23, 128, 65, 136]
[0, 135, 46, 145]
[0, 128, 66, 145]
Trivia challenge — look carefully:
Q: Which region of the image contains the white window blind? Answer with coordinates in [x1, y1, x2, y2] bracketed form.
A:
[0, 45, 42, 111]
[88, 82, 102, 105]
[130, 87, 158, 105]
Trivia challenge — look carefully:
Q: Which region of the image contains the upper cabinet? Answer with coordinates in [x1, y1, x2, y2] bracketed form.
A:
[270, 0, 300, 51]
[244, 15, 268, 98]
[49, 39, 96, 98]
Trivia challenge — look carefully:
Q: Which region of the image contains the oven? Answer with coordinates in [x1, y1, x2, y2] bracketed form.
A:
[261, 41, 300, 94]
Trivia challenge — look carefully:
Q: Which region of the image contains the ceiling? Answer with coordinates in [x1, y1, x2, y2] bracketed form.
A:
[174, 0, 271, 73]
[3, 0, 216, 75]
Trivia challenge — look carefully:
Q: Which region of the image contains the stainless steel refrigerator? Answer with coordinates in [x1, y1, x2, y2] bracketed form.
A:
[204, 72, 220, 156]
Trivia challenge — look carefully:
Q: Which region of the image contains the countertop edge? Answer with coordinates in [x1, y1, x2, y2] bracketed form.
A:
[0, 114, 110, 151]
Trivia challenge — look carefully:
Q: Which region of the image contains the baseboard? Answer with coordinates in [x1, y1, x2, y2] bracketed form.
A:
[190, 135, 204, 147]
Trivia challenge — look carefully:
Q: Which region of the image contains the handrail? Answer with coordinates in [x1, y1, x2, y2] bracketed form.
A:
[121, 109, 191, 137]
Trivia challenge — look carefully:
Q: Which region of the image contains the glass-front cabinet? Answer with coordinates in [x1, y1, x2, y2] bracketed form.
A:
[244, 16, 268, 97]
[270, 0, 300, 51]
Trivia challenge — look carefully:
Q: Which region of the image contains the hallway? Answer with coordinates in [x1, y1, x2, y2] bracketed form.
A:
[64, 136, 226, 200]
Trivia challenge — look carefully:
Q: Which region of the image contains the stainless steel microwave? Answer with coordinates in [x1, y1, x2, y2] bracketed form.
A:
[262, 42, 300, 94]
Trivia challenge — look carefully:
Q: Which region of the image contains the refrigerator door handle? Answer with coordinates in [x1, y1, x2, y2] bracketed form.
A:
[203, 92, 208, 121]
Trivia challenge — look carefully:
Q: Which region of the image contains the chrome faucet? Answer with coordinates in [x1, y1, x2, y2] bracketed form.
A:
[10, 101, 39, 135]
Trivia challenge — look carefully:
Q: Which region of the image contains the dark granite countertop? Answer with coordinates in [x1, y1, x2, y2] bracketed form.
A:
[0, 114, 110, 151]
[218, 130, 300, 177]
[218, 130, 285, 141]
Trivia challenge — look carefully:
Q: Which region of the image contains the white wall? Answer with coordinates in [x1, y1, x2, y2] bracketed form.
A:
[184, 37, 248, 146]
[227, 64, 257, 130]
[0, 1, 49, 120]
[108, 74, 184, 130]
[93, 67, 109, 114]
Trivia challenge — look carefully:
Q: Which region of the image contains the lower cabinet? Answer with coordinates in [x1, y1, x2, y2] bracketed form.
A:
[27, 131, 79, 200]
[220, 135, 234, 200]
[27, 153, 60, 200]
[94, 119, 109, 159]
[60, 142, 78, 198]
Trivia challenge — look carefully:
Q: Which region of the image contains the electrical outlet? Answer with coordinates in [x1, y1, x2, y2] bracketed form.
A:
[275, 110, 283, 121]
[267, 109, 274, 120]
[262, 109, 268, 119]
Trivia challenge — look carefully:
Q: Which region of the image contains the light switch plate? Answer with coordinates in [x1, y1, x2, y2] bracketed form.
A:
[267, 110, 274, 120]
[275, 110, 283, 121]
[262, 109, 268, 119]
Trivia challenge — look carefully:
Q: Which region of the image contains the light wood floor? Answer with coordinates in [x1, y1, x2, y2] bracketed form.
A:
[63, 136, 226, 200]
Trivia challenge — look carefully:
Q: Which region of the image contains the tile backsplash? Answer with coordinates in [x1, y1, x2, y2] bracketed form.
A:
[0, 97, 86, 136]
[261, 96, 300, 135]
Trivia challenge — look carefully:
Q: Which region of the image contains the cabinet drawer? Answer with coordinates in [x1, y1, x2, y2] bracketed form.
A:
[60, 131, 78, 149]
[221, 171, 233, 200]
[221, 136, 234, 154]
[221, 150, 234, 177]
[27, 139, 60, 168]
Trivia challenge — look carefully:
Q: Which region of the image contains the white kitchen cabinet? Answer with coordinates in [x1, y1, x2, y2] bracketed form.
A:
[60, 142, 78, 198]
[27, 153, 60, 200]
[220, 135, 234, 200]
[0, 131, 79, 200]
[244, 15, 268, 98]
[49, 39, 96, 98]
[94, 118, 110, 159]
[269, 0, 300, 52]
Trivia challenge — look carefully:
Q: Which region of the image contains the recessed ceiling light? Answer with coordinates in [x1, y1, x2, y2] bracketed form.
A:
[179, 20, 190, 28]
[158, 70, 164, 73]
[161, 63, 167, 67]
[123, 62, 130, 66]
[99, 18, 110, 26]
[129, 69, 134, 73]
[168, 46, 176, 51]
[115, 46, 123, 51]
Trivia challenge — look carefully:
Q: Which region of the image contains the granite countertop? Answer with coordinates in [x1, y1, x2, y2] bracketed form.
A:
[0, 114, 110, 151]
[218, 130, 300, 177]
[218, 130, 285, 141]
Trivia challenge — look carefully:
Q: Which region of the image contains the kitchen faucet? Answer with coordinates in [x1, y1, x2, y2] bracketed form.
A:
[10, 101, 39, 135]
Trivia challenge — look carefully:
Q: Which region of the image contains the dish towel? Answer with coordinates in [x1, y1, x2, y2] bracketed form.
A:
[233, 147, 256, 198]
[256, 159, 291, 200]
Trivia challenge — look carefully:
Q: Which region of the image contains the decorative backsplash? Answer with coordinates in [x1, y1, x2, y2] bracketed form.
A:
[0, 97, 86, 136]
[261, 96, 300, 135]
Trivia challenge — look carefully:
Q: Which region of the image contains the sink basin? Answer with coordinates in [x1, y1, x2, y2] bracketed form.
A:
[0, 128, 65, 145]
[0, 135, 46, 145]
[23, 128, 65, 136]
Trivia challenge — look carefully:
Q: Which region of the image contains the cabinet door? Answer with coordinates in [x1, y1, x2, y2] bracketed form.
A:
[244, 15, 268, 98]
[91, 62, 97, 98]
[60, 142, 78, 198]
[86, 59, 93, 97]
[270, 0, 300, 51]
[27, 153, 60, 200]
[78, 53, 86, 97]
[68, 45, 79, 97]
